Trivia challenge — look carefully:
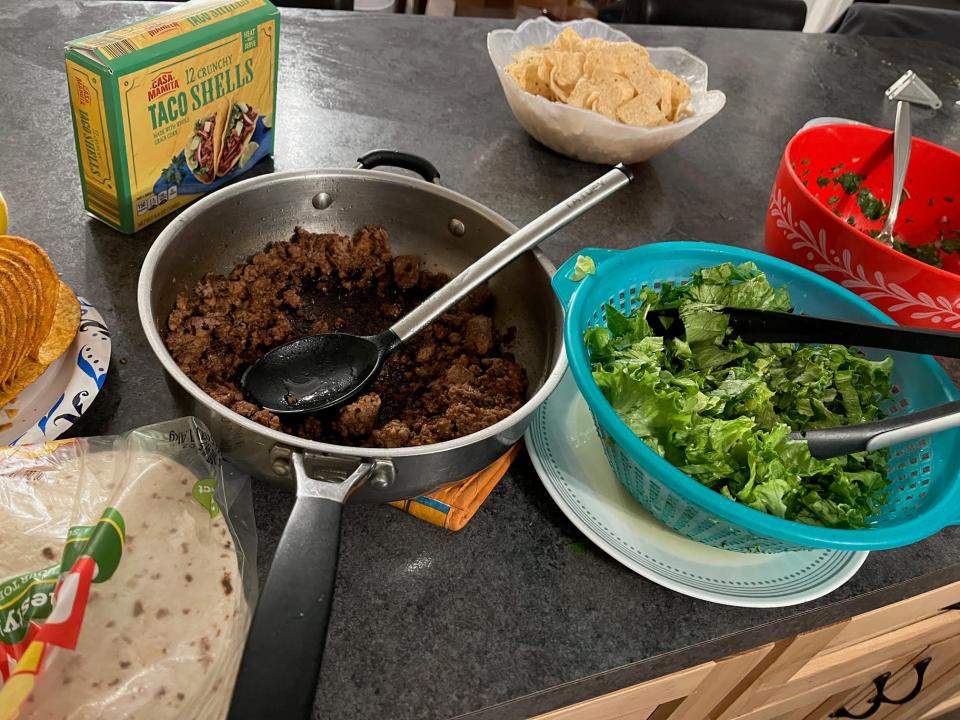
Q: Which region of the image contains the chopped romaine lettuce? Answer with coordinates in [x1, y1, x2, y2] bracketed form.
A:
[570, 255, 596, 281]
[584, 261, 893, 529]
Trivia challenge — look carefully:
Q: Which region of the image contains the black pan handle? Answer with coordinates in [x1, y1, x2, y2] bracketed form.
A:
[724, 308, 960, 358]
[227, 454, 375, 720]
[356, 149, 441, 184]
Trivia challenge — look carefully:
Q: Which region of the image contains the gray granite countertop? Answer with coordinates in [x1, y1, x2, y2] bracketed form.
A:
[2, 3, 960, 719]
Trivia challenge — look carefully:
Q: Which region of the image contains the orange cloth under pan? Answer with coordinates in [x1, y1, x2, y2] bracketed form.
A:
[388, 442, 522, 530]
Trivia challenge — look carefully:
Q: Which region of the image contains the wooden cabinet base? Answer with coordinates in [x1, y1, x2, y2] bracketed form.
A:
[534, 581, 960, 720]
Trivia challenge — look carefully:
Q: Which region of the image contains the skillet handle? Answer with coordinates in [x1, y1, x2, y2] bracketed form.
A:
[356, 149, 441, 185]
[228, 455, 374, 720]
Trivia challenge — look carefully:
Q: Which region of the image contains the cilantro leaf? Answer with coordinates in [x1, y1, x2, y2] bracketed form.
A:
[834, 172, 866, 194]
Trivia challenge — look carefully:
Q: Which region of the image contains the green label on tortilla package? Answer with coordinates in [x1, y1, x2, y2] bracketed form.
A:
[62, 507, 126, 582]
[65, 0, 279, 234]
[0, 566, 59, 646]
[0, 508, 126, 646]
[192, 478, 221, 518]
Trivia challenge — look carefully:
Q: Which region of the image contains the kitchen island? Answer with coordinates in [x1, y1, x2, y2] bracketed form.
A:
[2, 3, 960, 718]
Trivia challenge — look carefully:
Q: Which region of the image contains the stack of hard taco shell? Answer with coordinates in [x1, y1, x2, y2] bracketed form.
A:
[0, 236, 80, 407]
[185, 100, 261, 184]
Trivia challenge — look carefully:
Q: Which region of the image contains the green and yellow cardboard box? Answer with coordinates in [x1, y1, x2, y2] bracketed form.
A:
[65, 0, 279, 234]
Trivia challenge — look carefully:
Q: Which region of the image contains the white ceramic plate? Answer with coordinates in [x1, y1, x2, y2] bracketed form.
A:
[1, 298, 111, 446]
[525, 371, 868, 608]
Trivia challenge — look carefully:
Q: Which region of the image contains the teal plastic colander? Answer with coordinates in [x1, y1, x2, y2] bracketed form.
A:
[553, 242, 960, 553]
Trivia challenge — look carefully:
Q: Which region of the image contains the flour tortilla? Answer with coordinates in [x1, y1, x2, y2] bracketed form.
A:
[0, 444, 249, 720]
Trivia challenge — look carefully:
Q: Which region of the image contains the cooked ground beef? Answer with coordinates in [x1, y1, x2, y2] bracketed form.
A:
[165, 226, 528, 447]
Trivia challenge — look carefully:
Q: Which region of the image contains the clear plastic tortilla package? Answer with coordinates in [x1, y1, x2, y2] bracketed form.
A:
[0, 417, 256, 720]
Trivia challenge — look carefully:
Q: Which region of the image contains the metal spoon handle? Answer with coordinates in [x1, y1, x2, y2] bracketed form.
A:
[793, 399, 960, 459]
[880, 101, 911, 242]
[388, 165, 633, 342]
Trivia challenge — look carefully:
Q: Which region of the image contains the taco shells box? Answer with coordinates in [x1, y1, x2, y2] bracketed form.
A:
[65, 0, 279, 234]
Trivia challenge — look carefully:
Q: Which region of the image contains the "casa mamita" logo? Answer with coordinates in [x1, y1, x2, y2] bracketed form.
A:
[147, 71, 180, 101]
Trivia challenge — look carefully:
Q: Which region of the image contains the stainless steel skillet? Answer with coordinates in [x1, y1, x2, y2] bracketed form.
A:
[138, 151, 622, 718]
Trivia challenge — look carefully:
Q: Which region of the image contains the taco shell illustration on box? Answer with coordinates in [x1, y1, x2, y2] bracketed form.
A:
[185, 100, 227, 185]
[217, 101, 259, 178]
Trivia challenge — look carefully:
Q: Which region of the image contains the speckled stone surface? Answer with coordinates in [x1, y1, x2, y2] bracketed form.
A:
[2, 3, 960, 719]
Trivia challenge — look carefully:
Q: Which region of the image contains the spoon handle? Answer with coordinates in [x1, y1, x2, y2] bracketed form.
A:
[388, 165, 633, 343]
[881, 101, 911, 241]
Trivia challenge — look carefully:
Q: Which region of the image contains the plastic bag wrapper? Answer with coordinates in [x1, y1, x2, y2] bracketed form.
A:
[0, 417, 256, 720]
[487, 17, 727, 164]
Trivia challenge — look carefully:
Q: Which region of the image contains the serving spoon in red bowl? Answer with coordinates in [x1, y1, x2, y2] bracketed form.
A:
[876, 101, 911, 247]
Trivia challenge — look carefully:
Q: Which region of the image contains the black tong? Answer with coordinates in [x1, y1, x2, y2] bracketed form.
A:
[647, 307, 960, 358]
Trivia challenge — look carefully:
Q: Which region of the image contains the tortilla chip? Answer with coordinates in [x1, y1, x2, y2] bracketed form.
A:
[549, 67, 570, 103]
[617, 94, 670, 127]
[593, 76, 636, 121]
[657, 74, 674, 121]
[624, 63, 661, 100]
[585, 42, 647, 77]
[504, 28, 692, 128]
[581, 48, 601, 81]
[554, 51, 585, 90]
[567, 77, 601, 109]
[511, 58, 552, 98]
[0, 281, 80, 407]
[554, 27, 583, 52]
[661, 69, 692, 121]
[513, 45, 544, 66]
[537, 49, 558, 85]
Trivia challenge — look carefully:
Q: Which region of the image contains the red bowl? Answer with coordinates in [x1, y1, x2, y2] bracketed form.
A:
[765, 123, 960, 329]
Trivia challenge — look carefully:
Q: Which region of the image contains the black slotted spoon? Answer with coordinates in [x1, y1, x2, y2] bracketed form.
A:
[241, 164, 633, 414]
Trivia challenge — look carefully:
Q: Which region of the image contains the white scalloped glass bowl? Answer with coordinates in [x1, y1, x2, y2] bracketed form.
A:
[487, 18, 727, 164]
